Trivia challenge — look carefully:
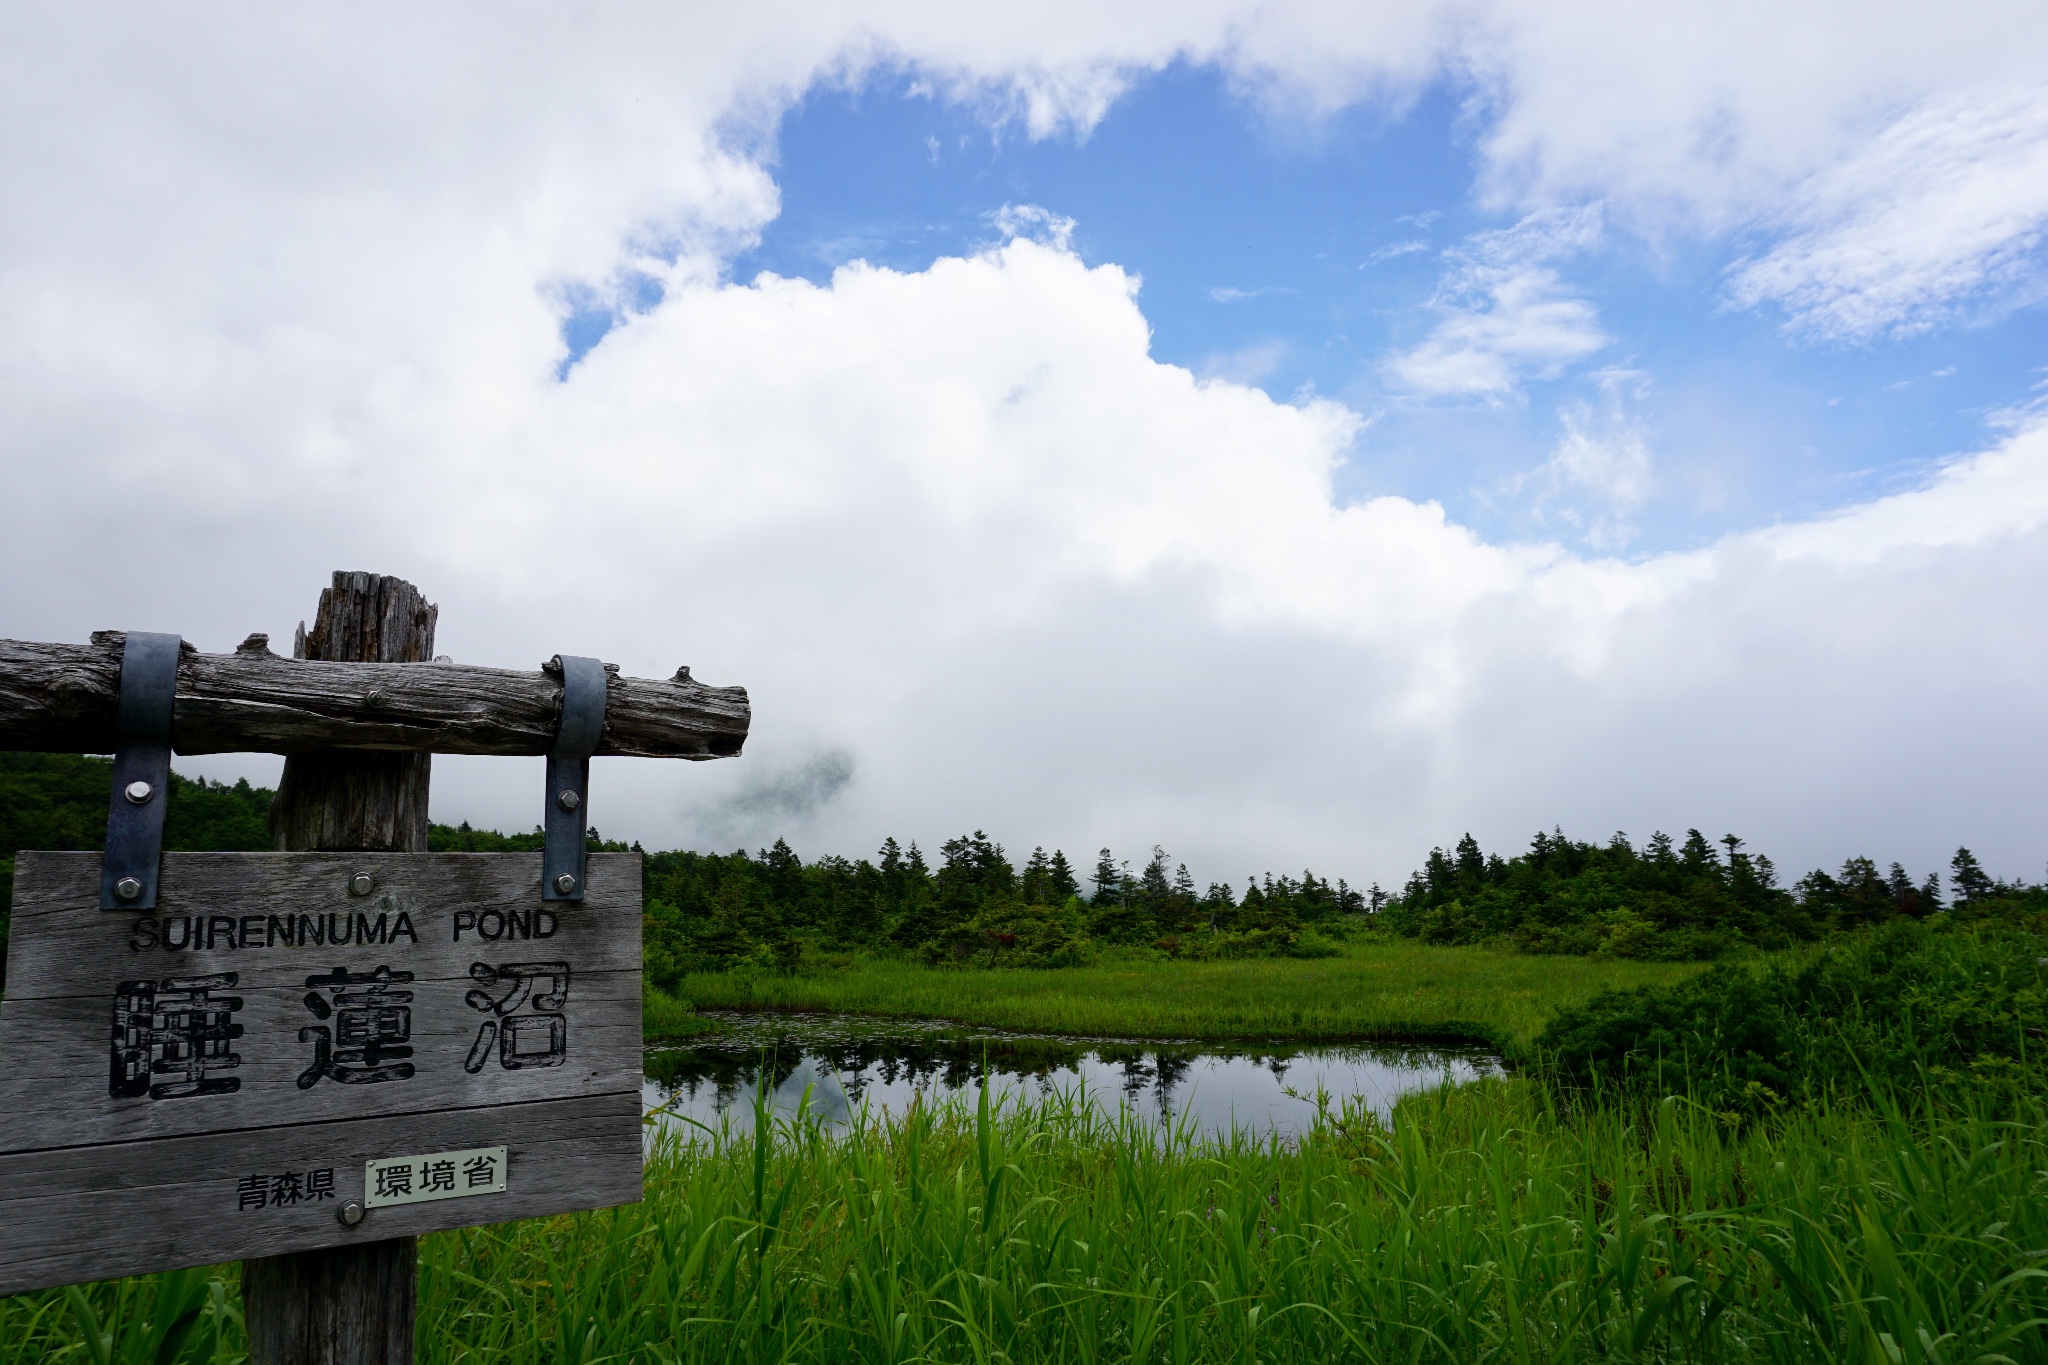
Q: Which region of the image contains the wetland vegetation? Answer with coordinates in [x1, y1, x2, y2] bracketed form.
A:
[10, 1064, 2047, 1363]
[667, 942, 1696, 1052]
[4, 754, 2047, 1361]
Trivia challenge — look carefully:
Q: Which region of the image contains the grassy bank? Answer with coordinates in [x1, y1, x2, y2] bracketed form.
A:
[679, 940, 1704, 1051]
[11, 1075, 2045, 1364]
[645, 981, 721, 1041]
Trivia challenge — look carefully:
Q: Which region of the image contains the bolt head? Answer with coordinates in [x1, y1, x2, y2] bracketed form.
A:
[123, 780, 154, 804]
[556, 788, 581, 812]
[114, 876, 143, 901]
[337, 1200, 365, 1227]
[553, 873, 577, 895]
[349, 873, 373, 897]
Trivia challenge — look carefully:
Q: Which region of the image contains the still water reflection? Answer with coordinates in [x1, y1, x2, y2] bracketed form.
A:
[645, 1013, 1499, 1143]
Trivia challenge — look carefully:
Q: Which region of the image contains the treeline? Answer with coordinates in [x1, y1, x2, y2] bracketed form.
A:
[0, 751, 274, 862]
[0, 755, 643, 992]
[0, 751, 631, 873]
[0, 752, 280, 991]
[7, 754, 2044, 985]
[644, 833, 1368, 988]
[0, 756, 1370, 987]
[1384, 827, 2047, 961]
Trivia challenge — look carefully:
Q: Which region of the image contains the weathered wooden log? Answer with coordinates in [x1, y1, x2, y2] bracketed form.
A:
[247, 571, 429, 1365]
[272, 572, 439, 853]
[0, 633, 749, 760]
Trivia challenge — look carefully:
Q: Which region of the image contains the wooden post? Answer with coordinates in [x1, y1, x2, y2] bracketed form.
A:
[0, 569, 705, 1319]
[244, 572, 433, 1365]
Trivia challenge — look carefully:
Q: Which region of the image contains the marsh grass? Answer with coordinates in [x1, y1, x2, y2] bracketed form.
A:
[645, 984, 718, 1043]
[13, 1069, 2045, 1364]
[680, 940, 1704, 1051]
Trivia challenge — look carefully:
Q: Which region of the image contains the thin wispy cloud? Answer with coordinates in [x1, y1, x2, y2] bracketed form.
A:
[1497, 369, 1654, 548]
[1383, 205, 1608, 400]
[692, 748, 856, 848]
[1726, 84, 2048, 341]
[1196, 338, 1289, 384]
[1538, 405, 1654, 548]
[1365, 239, 1430, 264]
[987, 202, 1077, 250]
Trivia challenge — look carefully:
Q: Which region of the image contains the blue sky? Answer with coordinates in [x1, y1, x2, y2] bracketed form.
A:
[8, 5, 2048, 881]
[710, 63, 2048, 554]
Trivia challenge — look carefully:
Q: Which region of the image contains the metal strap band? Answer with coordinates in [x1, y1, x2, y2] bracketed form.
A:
[542, 655, 606, 902]
[100, 632, 181, 910]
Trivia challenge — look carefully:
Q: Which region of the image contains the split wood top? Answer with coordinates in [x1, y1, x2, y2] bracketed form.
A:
[0, 631, 749, 759]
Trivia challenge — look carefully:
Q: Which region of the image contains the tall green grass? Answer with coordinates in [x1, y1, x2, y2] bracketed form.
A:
[681, 940, 1702, 1051]
[646, 982, 719, 1042]
[13, 1072, 2044, 1363]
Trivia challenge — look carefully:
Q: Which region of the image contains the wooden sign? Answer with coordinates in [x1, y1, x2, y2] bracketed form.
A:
[0, 849, 644, 1296]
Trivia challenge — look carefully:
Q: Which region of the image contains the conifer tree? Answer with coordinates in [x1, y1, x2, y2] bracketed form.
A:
[1091, 848, 1120, 904]
[1202, 881, 1236, 931]
[1140, 846, 1173, 902]
[1047, 849, 1079, 901]
[1423, 847, 1456, 897]
[1951, 847, 1993, 904]
[1681, 830, 1719, 872]
[1020, 846, 1052, 903]
[1454, 833, 1484, 881]
[1835, 856, 1888, 929]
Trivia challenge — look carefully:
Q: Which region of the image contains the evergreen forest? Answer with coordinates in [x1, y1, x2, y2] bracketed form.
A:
[1378, 826, 2044, 959]
[3, 753, 2042, 998]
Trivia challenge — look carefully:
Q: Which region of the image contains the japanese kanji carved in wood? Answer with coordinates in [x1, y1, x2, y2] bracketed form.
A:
[0, 852, 644, 1296]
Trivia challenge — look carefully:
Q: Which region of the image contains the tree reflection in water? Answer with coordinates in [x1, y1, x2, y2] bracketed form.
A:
[644, 1013, 1497, 1142]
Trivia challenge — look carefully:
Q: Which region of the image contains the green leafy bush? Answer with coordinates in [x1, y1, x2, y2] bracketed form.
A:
[1533, 920, 2048, 1115]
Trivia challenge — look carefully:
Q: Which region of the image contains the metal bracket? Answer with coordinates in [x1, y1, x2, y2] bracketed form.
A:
[542, 655, 607, 902]
[100, 632, 182, 910]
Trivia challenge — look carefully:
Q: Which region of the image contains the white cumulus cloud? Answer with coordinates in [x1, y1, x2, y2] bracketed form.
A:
[2, 2, 2047, 890]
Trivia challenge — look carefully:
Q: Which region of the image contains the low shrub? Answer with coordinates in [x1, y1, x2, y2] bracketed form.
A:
[1533, 919, 2047, 1116]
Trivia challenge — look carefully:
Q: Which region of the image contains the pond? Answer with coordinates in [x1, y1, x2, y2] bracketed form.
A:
[644, 1012, 1501, 1143]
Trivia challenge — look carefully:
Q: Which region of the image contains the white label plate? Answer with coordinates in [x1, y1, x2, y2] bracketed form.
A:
[364, 1144, 507, 1208]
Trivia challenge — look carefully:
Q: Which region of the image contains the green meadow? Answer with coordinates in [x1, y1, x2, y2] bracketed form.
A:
[12, 919, 2048, 1362]
[675, 940, 1704, 1052]
[10, 1073, 2046, 1364]
[6, 759, 2044, 1362]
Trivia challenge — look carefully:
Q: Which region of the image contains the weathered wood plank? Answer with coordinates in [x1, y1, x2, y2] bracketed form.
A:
[6, 852, 645, 991]
[0, 635, 749, 759]
[248, 571, 430, 1365]
[0, 980, 640, 1148]
[0, 1090, 642, 1296]
[0, 852, 642, 1153]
